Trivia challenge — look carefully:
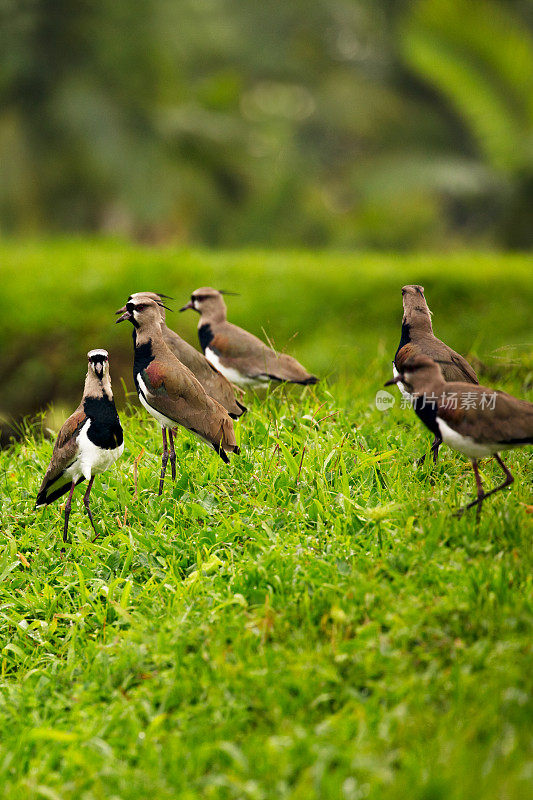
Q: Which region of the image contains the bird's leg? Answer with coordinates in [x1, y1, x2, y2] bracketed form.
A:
[417, 434, 442, 467]
[469, 454, 514, 507]
[494, 454, 515, 490]
[431, 434, 442, 464]
[457, 455, 514, 516]
[82, 476, 99, 539]
[473, 459, 484, 523]
[63, 481, 77, 543]
[158, 427, 169, 496]
[168, 428, 177, 482]
[454, 459, 483, 518]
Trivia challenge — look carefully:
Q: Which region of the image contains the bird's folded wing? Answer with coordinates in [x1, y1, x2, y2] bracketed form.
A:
[39, 407, 86, 490]
[439, 387, 533, 444]
[213, 325, 313, 382]
[213, 323, 268, 358]
[142, 362, 231, 443]
[395, 342, 421, 369]
[481, 392, 533, 443]
[447, 349, 478, 384]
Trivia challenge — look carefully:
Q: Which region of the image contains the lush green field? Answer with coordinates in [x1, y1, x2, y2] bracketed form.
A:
[1, 243, 532, 799]
[1, 240, 533, 430]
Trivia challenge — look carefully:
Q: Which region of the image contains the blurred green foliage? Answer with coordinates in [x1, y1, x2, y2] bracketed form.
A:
[1, 239, 532, 443]
[1, 0, 532, 247]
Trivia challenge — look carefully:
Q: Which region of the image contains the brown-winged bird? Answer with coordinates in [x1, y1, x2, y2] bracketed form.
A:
[180, 287, 318, 388]
[116, 297, 240, 495]
[393, 285, 478, 463]
[36, 350, 124, 543]
[387, 354, 532, 516]
[117, 292, 246, 418]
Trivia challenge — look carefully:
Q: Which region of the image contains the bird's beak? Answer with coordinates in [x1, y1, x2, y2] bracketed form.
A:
[384, 375, 402, 386]
[179, 300, 194, 312]
[115, 309, 132, 323]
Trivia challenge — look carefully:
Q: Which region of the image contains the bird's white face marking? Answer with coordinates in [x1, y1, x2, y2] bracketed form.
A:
[436, 417, 503, 459]
[206, 349, 268, 388]
[88, 349, 109, 379]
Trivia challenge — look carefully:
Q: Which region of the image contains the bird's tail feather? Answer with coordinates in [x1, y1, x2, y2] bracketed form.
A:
[35, 474, 84, 508]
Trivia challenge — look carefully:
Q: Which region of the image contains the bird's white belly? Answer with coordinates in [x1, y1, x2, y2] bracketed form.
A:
[77, 420, 124, 480]
[436, 417, 497, 459]
[137, 375, 177, 428]
[205, 349, 268, 388]
[392, 363, 412, 402]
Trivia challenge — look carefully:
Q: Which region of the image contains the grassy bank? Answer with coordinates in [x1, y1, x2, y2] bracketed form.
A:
[1, 240, 532, 438]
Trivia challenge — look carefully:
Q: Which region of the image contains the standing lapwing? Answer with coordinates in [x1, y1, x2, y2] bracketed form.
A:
[386, 354, 532, 516]
[116, 297, 240, 494]
[116, 292, 246, 419]
[179, 287, 318, 388]
[393, 285, 478, 463]
[35, 350, 124, 543]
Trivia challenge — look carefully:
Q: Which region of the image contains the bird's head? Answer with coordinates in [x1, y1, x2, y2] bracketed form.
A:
[180, 287, 235, 320]
[400, 285, 432, 329]
[115, 297, 166, 329]
[87, 349, 109, 380]
[116, 292, 172, 323]
[385, 354, 442, 392]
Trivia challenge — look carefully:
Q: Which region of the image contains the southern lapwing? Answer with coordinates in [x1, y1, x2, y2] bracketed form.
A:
[179, 287, 318, 388]
[386, 354, 532, 516]
[116, 297, 240, 494]
[393, 284, 478, 463]
[35, 350, 124, 543]
[116, 292, 246, 419]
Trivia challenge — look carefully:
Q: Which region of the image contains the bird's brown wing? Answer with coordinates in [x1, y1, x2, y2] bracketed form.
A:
[213, 323, 318, 384]
[163, 327, 246, 417]
[396, 339, 478, 384]
[395, 342, 422, 370]
[36, 406, 86, 506]
[436, 345, 478, 384]
[438, 384, 533, 444]
[142, 360, 238, 453]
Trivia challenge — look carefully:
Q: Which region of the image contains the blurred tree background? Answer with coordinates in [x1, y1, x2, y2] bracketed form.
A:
[1, 0, 533, 249]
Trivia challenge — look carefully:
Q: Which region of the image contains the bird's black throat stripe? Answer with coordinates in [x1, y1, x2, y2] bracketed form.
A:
[412, 395, 440, 438]
[83, 396, 124, 450]
[133, 341, 155, 393]
[198, 323, 214, 352]
[395, 321, 411, 360]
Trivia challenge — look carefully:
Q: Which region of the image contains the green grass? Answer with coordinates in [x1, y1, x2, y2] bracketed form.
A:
[1, 241, 532, 798]
[1, 240, 533, 425]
